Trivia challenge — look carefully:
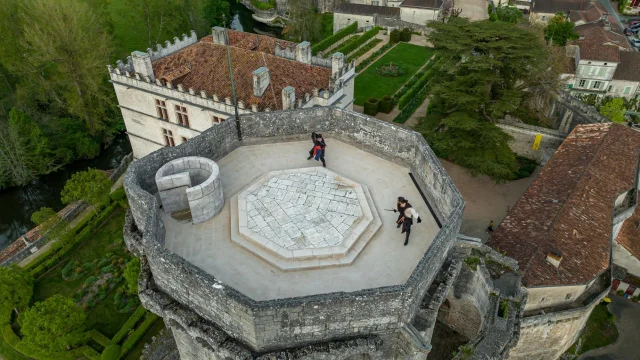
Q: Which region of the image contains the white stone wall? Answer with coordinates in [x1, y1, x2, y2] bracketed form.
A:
[400, 7, 439, 24]
[609, 79, 640, 99]
[524, 284, 589, 312]
[333, 13, 375, 33]
[613, 241, 640, 277]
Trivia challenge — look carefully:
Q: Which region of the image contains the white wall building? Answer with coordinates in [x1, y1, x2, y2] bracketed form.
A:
[108, 29, 355, 159]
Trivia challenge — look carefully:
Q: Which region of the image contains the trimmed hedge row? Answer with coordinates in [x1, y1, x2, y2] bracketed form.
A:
[335, 27, 381, 57]
[379, 95, 394, 113]
[28, 202, 120, 279]
[120, 313, 160, 357]
[328, 35, 360, 58]
[393, 78, 434, 124]
[110, 306, 147, 345]
[89, 329, 111, 347]
[356, 42, 395, 72]
[398, 62, 437, 109]
[347, 38, 382, 62]
[101, 345, 121, 360]
[364, 97, 379, 116]
[400, 28, 412, 42]
[312, 22, 357, 55]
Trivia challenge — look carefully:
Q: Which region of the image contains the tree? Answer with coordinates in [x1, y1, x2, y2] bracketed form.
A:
[124, 257, 141, 295]
[493, 5, 524, 23]
[31, 207, 70, 244]
[125, 0, 186, 48]
[203, 0, 231, 29]
[287, 0, 321, 42]
[0, 108, 59, 188]
[21, 294, 86, 354]
[61, 168, 112, 214]
[599, 97, 626, 123]
[0, 265, 33, 314]
[423, 18, 558, 180]
[545, 12, 579, 46]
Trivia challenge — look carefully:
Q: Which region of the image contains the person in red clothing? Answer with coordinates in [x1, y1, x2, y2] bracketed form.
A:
[307, 133, 326, 167]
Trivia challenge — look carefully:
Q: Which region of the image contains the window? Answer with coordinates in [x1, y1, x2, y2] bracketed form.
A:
[182, 136, 188, 143]
[608, 85, 613, 92]
[175, 105, 189, 127]
[624, 86, 632, 95]
[578, 79, 586, 88]
[155, 99, 168, 120]
[592, 81, 601, 89]
[162, 129, 175, 147]
[598, 67, 606, 76]
[565, 293, 572, 300]
[212, 115, 225, 124]
[588, 66, 597, 76]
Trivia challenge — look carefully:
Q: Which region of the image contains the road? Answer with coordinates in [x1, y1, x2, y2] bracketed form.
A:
[599, 0, 625, 31]
[580, 295, 640, 360]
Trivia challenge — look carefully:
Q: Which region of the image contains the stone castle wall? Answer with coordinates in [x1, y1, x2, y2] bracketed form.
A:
[124, 107, 464, 355]
[497, 119, 567, 164]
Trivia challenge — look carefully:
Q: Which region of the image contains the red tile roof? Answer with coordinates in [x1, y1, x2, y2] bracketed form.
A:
[488, 124, 640, 287]
[616, 198, 640, 261]
[572, 21, 630, 62]
[152, 34, 331, 111]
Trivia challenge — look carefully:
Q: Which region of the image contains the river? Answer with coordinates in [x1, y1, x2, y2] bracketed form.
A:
[0, 4, 283, 251]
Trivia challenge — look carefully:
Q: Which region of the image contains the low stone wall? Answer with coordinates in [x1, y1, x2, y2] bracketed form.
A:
[109, 152, 134, 182]
[550, 91, 610, 132]
[497, 119, 567, 164]
[124, 107, 464, 354]
[374, 15, 430, 33]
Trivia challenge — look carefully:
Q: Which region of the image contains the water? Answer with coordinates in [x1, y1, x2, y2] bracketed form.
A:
[0, 134, 131, 250]
[230, 2, 285, 39]
[0, 4, 279, 251]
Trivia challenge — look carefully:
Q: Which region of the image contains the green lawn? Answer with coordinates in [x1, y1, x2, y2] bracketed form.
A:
[32, 208, 133, 338]
[566, 303, 618, 356]
[354, 43, 434, 106]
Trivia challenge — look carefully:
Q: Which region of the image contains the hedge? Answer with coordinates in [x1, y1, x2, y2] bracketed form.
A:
[400, 28, 412, 42]
[393, 80, 433, 123]
[379, 95, 394, 113]
[109, 187, 126, 202]
[363, 97, 379, 116]
[120, 313, 159, 356]
[356, 42, 395, 71]
[251, 0, 275, 10]
[28, 202, 120, 279]
[2, 324, 20, 348]
[398, 68, 435, 109]
[100, 345, 121, 360]
[335, 27, 380, 57]
[89, 329, 111, 348]
[110, 306, 147, 345]
[390, 29, 400, 43]
[347, 38, 382, 62]
[312, 22, 357, 55]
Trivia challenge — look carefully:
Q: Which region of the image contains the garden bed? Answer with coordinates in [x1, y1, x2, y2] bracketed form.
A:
[354, 43, 433, 106]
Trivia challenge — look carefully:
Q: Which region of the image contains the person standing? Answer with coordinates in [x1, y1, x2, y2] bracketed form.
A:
[307, 132, 318, 160]
[400, 206, 421, 246]
[394, 197, 411, 228]
[310, 133, 327, 167]
[487, 220, 495, 233]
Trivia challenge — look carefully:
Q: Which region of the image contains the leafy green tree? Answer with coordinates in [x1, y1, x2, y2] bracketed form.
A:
[287, 0, 321, 42]
[494, 5, 524, 23]
[31, 207, 70, 244]
[0, 108, 59, 187]
[61, 168, 112, 214]
[0, 265, 33, 314]
[599, 97, 626, 123]
[203, 0, 231, 29]
[21, 294, 86, 354]
[545, 12, 579, 46]
[124, 257, 141, 295]
[125, 0, 186, 48]
[423, 18, 557, 180]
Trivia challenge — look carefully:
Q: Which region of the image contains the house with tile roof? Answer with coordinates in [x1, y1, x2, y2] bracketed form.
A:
[108, 29, 355, 160]
[559, 19, 640, 99]
[529, 0, 592, 24]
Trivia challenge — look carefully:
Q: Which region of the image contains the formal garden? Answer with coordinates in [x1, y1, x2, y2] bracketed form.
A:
[0, 170, 163, 360]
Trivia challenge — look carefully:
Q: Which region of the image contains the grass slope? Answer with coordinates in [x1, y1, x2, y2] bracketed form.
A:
[32, 208, 132, 338]
[567, 303, 618, 356]
[354, 43, 433, 106]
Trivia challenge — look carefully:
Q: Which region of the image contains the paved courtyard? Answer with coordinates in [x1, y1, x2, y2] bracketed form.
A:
[161, 140, 441, 300]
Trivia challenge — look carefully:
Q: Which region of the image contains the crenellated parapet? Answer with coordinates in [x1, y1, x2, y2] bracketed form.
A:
[147, 30, 198, 61]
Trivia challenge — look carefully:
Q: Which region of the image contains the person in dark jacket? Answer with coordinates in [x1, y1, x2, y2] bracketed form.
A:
[308, 133, 327, 167]
[395, 197, 421, 246]
[307, 132, 318, 160]
[394, 197, 411, 228]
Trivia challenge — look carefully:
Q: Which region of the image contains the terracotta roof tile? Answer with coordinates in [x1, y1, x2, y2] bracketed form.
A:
[613, 51, 640, 82]
[573, 21, 630, 62]
[152, 34, 331, 111]
[488, 124, 640, 287]
[617, 199, 640, 260]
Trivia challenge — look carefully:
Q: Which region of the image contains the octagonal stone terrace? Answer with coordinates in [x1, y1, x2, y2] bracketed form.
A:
[160, 139, 441, 300]
[231, 167, 381, 270]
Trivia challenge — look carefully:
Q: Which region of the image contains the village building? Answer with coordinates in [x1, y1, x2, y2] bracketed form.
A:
[108, 29, 355, 160]
[487, 123, 640, 359]
[333, 0, 444, 33]
[528, 0, 592, 24]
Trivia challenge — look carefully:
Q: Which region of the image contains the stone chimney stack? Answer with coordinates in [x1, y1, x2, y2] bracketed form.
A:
[131, 51, 155, 82]
[253, 67, 270, 97]
[282, 86, 296, 110]
[296, 41, 311, 64]
[212, 27, 227, 45]
[331, 52, 345, 79]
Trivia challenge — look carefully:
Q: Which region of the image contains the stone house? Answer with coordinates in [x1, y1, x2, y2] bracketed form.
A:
[528, 0, 592, 24]
[108, 29, 355, 160]
[487, 123, 640, 359]
[333, 3, 400, 32]
[332, 0, 442, 33]
[560, 20, 640, 99]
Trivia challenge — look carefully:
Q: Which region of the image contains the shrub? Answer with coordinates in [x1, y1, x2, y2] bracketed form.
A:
[390, 29, 400, 43]
[120, 314, 160, 356]
[111, 306, 147, 345]
[335, 27, 380, 56]
[312, 22, 357, 55]
[363, 97, 379, 116]
[98, 258, 111, 268]
[101, 344, 121, 360]
[400, 28, 412, 42]
[109, 188, 126, 202]
[465, 257, 481, 270]
[85, 276, 98, 286]
[376, 62, 405, 77]
[379, 95, 394, 113]
[617, 290, 625, 296]
[347, 38, 382, 62]
[355, 42, 395, 71]
[250, 0, 276, 10]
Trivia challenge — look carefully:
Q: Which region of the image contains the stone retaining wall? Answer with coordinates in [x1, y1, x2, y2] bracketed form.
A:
[497, 119, 567, 164]
[124, 107, 464, 354]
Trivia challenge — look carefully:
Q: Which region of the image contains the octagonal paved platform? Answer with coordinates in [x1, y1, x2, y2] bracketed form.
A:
[161, 140, 440, 300]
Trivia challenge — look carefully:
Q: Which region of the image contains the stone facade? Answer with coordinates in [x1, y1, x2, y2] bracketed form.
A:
[123, 106, 465, 359]
[497, 118, 567, 164]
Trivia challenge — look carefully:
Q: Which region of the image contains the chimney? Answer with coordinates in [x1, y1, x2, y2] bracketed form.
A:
[131, 51, 155, 82]
[282, 86, 296, 110]
[296, 41, 311, 64]
[331, 52, 345, 79]
[546, 249, 563, 268]
[212, 26, 227, 45]
[253, 67, 270, 97]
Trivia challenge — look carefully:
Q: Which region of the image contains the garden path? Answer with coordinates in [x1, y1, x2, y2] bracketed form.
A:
[354, 33, 390, 66]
